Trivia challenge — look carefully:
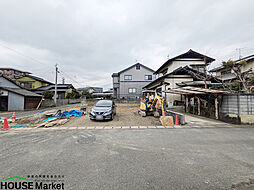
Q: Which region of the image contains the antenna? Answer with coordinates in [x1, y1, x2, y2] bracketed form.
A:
[236, 48, 243, 59]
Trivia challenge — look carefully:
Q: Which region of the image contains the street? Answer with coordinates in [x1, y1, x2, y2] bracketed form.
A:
[1, 127, 254, 190]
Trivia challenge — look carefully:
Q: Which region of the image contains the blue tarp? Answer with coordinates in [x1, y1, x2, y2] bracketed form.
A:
[44, 110, 82, 121]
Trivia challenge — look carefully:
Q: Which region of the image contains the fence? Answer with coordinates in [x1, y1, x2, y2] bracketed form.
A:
[219, 94, 254, 124]
[41, 98, 84, 108]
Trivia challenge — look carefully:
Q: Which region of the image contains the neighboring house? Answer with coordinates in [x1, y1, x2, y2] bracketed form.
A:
[112, 63, 155, 99]
[209, 54, 254, 81]
[0, 68, 31, 81]
[144, 49, 216, 106]
[16, 74, 53, 90]
[144, 66, 220, 106]
[77, 87, 103, 94]
[0, 75, 42, 111]
[33, 84, 74, 99]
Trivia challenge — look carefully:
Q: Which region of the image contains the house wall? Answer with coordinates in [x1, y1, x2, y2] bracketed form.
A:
[119, 81, 151, 98]
[159, 76, 193, 106]
[8, 92, 24, 111]
[242, 59, 254, 73]
[158, 59, 205, 77]
[16, 76, 49, 89]
[0, 77, 19, 88]
[118, 65, 155, 99]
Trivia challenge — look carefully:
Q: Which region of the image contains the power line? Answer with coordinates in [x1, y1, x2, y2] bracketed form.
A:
[0, 41, 48, 66]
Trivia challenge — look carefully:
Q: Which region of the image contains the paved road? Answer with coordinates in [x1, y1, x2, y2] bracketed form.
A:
[1, 128, 254, 190]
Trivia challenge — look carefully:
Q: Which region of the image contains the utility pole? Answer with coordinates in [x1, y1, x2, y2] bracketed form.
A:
[54, 64, 58, 105]
[62, 77, 65, 84]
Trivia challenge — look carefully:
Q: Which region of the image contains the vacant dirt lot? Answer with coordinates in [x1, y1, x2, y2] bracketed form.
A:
[64, 103, 161, 127]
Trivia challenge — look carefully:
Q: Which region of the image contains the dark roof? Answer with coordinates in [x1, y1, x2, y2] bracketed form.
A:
[154, 49, 215, 74]
[77, 87, 103, 91]
[112, 73, 119, 77]
[143, 66, 220, 89]
[235, 54, 254, 63]
[209, 54, 254, 72]
[0, 87, 42, 97]
[116, 63, 155, 75]
[24, 75, 53, 84]
[34, 84, 74, 91]
[0, 68, 31, 74]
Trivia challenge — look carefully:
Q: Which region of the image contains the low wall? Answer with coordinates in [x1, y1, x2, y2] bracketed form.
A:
[41, 98, 140, 108]
[220, 94, 254, 124]
[41, 98, 84, 108]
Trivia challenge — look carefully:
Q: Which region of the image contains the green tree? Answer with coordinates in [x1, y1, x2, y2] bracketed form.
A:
[42, 90, 54, 99]
[65, 89, 81, 99]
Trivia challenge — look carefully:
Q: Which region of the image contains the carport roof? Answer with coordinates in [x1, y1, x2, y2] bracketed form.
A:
[164, 86, 229, 95]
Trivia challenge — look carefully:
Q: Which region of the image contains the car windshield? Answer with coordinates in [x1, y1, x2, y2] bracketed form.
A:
[95, 101, 112, 107]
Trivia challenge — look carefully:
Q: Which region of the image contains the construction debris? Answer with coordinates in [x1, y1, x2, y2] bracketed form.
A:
[4, 108, 83, 129]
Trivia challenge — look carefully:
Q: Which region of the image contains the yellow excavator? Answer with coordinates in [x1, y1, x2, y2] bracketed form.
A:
[139, 91, 166, 117]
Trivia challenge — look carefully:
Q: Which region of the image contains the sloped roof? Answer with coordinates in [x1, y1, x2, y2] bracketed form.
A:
[24, 75, 53, 84]
[0, 74, 22, 88]
[209, 54, 254, 72]
[35, 84, 74, 90]
[143, 66, 220, 89]
[116, 63, 155, 75]
[235, 54, 254, 63]
[154, 49, 215, 74]
[0, 68, 31, 74]
[0, 87, 42, 97]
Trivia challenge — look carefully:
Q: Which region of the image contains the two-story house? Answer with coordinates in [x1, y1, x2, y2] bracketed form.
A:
[112, 63, 155, 99]
[16, 74, 53, 90]
[209, 54, 254, 81]
[144, 49, 216, 106]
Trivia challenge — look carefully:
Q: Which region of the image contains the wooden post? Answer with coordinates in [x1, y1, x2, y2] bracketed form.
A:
[185, 95, 189, 113]
[215, 95, 218, 120]
[197, 96, 201, 116]
[192, 97, 195, 115]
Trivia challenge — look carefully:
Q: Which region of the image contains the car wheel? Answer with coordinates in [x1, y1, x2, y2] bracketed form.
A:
[111, 113, 114, 120]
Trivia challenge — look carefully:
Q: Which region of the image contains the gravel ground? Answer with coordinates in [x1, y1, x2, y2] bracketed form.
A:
[64, 103, 161, 126]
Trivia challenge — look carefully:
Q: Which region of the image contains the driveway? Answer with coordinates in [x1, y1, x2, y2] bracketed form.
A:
[1, 128, 254, 190]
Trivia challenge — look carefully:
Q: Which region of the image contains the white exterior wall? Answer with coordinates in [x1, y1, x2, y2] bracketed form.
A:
[242, 60, 254, 73]
[8, 92, 24, 111]
[164, 76, 193, 106]
[166, 59, 205, 73]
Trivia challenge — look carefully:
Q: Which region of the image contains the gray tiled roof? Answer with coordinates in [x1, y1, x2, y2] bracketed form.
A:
[0, 87, 42, 97]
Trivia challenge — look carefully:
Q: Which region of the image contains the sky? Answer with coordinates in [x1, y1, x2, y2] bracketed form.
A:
[0, 0, 254, 89]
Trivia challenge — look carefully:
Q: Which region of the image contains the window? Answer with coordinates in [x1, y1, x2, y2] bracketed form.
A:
[128, 88, 136, 94]
[20, 82, 33, 89]
[124, 75, 132, 80]
[136, 65, 140, 70]
[145, 75, 152, 80]
[221, 69, 231, 75]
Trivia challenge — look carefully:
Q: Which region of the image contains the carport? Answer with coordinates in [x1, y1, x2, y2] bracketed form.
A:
[164, 86, 229, 119]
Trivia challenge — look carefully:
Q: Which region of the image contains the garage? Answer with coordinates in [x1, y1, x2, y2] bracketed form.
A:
[0, 87, 42, 111]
